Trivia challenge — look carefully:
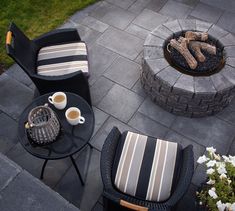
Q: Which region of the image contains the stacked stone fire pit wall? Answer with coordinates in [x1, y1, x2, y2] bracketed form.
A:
[141, 19, 235, 118]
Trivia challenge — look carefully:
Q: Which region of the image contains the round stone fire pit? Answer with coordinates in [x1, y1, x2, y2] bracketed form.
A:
[141, 19, 235, 117]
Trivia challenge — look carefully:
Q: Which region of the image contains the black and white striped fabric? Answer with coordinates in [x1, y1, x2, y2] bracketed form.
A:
[37, 42, 89, 76]
[112, 131, 182, 202]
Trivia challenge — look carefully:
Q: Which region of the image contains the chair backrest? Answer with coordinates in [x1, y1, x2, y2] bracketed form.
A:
[6, 22, 38, 76]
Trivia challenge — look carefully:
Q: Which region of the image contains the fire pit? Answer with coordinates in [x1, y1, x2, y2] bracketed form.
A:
[164, 31, 225, 76]
[141, 19, 235, 117]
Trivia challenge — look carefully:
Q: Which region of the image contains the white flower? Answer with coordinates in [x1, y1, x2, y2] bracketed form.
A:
[226, 203, 232, 210]
[208, 188, 218, 199]
[206, 160, 217, 167]
[216, 161, 225, 168]
[207, 168, 215, 175]
[206, 147, 216, 154]
[228, 179, 232, 185]
[217, 200, 227, 211]
[206, 179, 215, 185]
[228, 155, 235, 167]
[197, 155, 209, 164]
[214, 154, 221, 160]
[222, 155, 230, 162]
[217, 165, 227, 175]
[226, 203, 232, 208]
[219, 173, 227, 179]
[230, 203, 235, 211]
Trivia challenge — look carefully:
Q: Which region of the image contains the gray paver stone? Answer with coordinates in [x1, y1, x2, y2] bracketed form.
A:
[0, 153, 21, 191]
[138, 98, 176, 127]
[90, 117, 137, 151]
[0, 74, 33, 119]
[6, 64, 32, 86]
[144, 34, 165, 47]
[91, 76, 115, 106]
[156, 66, 182, 86]
[220, 33, 235, 46]
[88, 44, 118, 85]
[80, 16, 109, 33]
[159, 0, 192, 19]
[173, 74, 194, 93]
[104, 57, 141, 89]
[97, 27, 143, 60]
[208, 24, 229, 39]
[217, 11, 235, 34]
[225, 46, 235, 58]
[190, 3, 223, 23]
[0, 170, 75, 211]
[145, 58, 169, 75]
[178, 19, 196, 31]
[106, 0, 136, 9]
[98, 84, 144, 123]
[163, 19, 182, 33]
[146, 0, 168, 12]
[194, 77, 216, 93]
[196, 19, 213, 32]
[128, 0, 152, 14]
[210, 72, 234, 92]
[125, 24, 150, 40]
[227, 57, 235, 67]
[144, 46, 164, 60]
[90, 1, 135, 30]
[201, 0, 235, 13]
[151, 24, 173, 39]
[128, 112, 169, 138]
[220, 65, 235, 85]
[133, 9, 169, 31]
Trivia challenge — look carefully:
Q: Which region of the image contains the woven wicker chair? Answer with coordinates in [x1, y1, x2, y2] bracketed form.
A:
[100, 127, 194, 211]
[6, 22, 91, 105]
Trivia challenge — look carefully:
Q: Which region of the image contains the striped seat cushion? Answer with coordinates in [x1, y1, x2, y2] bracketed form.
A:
[37, 42, 89, 76]
[112, 131, 182, 202]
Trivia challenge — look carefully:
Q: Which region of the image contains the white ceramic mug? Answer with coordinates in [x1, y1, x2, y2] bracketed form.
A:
[48, 92, 67, 110]
[65, 107, 85, 125]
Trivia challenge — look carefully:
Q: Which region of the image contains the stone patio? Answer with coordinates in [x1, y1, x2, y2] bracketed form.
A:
[0, 0, 235, 210]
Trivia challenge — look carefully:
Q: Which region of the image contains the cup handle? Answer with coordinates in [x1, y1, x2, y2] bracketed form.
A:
[48, 96, 54, 104]
[79, 116, 85, 124]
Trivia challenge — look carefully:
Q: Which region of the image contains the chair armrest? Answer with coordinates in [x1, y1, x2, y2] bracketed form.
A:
[33, 28, 81, 48]
[165, 145, 194, 207]
[120, 200, 148, 211]
[100, 127, 121, 191]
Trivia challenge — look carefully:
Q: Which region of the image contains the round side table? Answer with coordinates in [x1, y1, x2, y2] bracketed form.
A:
[18, 92, 95, 185]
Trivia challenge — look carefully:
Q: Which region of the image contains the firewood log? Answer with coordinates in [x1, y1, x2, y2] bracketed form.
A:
[170, 37, 198, 69]
[189, 41, 216, 62]
[185, 31, 208, 42]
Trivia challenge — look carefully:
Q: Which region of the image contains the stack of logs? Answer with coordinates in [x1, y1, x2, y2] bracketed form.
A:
[168, 31, 216, 69]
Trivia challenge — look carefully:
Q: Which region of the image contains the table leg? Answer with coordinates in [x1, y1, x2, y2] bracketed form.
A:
[40, 159, 48, 180]
[70, 155, 85, 186]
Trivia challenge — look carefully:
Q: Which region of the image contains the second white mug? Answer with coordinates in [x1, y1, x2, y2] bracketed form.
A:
[65, 107, 85, 126]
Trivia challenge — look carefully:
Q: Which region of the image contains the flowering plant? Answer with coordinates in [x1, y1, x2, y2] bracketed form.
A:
[197, 147, 235, 211]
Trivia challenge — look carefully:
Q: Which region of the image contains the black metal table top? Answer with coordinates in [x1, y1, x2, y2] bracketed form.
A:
[18, 92, 95, 160]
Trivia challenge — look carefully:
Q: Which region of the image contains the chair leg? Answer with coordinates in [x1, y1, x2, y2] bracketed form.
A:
[40, 159, 48, 179]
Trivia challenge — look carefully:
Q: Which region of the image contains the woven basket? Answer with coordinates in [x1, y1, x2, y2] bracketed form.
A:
[25, 104, 60, 145]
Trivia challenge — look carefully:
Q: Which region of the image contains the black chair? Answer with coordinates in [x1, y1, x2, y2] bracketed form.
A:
[6, 22, 91, 105]
[100, 127, 194, 211]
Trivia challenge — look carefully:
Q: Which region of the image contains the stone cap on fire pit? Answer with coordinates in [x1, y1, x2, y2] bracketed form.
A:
[141, 19, 235, 118]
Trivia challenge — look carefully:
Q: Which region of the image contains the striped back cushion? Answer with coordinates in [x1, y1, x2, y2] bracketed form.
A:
[37, 42, 89, 76]
[112, 131, 182, 202]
